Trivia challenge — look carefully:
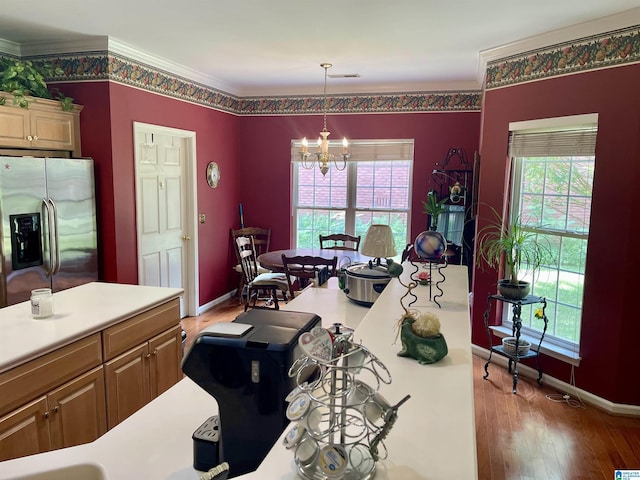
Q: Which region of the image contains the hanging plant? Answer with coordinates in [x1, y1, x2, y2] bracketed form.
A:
[0, 58, 73, 110]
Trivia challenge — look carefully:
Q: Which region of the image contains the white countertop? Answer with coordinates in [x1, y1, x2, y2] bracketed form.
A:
[0, 282, 184, 373]
[0, 266, 476, 480]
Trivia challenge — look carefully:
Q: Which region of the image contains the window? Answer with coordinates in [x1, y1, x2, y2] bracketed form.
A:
[292, 140, 413, 253]
[507, 118, 597, 353]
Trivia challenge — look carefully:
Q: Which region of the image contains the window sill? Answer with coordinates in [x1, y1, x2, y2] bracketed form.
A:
[489, 326, 581, 366]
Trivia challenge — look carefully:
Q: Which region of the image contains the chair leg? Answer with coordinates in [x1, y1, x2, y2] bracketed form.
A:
[244, 285, 252, 311]
[272, 287, 279, 310]
[237, 275, 245, 305]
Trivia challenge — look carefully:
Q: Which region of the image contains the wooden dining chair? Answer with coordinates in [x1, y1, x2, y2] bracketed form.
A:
[235, 236, 289, 311]
[319, 233, 361, 252]
[281, 254, 338, 298]
[231, 227, 271, 303]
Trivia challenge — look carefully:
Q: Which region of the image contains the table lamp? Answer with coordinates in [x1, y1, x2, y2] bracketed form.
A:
[361, 224, 397, 267]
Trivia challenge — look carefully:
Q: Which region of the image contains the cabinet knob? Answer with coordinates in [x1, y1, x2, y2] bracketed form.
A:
[53, 406, 59, 414]
[43, 411, 49, 419]
[33, 135, 38, 140]
[152, 349, 158, 356]
[145, 353, 152, 359]
[27, 135, 33, 141]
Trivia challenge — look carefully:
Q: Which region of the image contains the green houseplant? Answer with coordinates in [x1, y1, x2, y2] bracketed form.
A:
[422, 190, 447, 230]
[476, 207, 552, 299]
[0, 58, 73, 110]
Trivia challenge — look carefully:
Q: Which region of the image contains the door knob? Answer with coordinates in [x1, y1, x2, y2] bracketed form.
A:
[182, 235, 191, 241]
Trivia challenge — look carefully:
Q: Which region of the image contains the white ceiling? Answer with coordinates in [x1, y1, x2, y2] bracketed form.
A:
[1, 1, 640, 97]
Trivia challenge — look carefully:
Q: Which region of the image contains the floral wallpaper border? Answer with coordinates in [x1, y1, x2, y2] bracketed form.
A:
[485, 25, 640, 90]
[9, 23, 639, 113]
[18, 51, 481, 114]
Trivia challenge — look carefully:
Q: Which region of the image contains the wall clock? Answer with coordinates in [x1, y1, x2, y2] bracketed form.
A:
[206, 161, 220, 188]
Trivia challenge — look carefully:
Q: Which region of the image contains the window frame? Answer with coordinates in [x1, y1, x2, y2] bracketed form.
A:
[503, 114, 598, 357]
[291, 139, 414, 251]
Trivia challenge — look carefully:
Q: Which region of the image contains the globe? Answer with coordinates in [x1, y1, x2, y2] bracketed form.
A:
[414, 230, 447, 260]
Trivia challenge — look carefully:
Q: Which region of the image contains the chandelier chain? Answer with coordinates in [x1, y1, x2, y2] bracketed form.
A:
[322, 64, 328, 132]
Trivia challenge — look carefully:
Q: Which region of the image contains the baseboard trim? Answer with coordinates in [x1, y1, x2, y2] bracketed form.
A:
[472, 345, 640, 417]
[197, 290, 237, 316]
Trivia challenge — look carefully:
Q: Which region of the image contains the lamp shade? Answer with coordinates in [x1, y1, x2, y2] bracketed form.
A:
[361, 224, 397, 258]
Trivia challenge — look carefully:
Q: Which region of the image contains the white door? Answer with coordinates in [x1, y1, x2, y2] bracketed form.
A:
[134, 123, 198, 317]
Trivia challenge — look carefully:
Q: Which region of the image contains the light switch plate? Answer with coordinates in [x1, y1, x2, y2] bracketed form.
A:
[199, 213, 206, 224]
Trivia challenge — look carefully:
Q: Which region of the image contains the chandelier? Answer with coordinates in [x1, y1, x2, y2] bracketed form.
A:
[300, 63, 350, 176]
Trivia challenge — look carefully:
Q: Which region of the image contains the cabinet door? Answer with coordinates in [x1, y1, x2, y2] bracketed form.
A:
[0, 105, 30, 149]
[0, 397, 51, 461]
[104, 344, 151, 429]
[29, 109, 75, 151]
[47, 366, 107, 450]
[149, 326, 183, 399]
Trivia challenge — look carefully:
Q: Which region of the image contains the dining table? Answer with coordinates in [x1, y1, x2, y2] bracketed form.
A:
[257, 248, 371, 272]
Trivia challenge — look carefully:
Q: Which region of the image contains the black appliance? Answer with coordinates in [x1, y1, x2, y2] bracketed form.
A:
[181, 308, 321, 478]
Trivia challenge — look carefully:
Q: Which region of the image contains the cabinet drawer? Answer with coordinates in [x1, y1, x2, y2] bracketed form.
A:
[0, 334, 102, 417]
[102, 298, 180, 361]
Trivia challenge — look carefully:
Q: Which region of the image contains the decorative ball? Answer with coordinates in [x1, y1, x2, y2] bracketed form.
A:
[414, 230, 447, 260]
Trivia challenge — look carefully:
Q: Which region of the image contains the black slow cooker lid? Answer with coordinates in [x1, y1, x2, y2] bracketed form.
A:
[345, 264, 391, 279]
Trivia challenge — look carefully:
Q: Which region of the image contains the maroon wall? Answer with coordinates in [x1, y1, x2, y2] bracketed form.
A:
[238, 112, 481, 250]
[473, 63, 640, 404]
[57, 81, 242, 303]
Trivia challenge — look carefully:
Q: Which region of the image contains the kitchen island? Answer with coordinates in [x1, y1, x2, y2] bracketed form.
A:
[0, 266, 476, 479]
[0, 282, 184, 461]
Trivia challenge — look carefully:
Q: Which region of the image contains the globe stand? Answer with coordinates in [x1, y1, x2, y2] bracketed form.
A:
[407, 259, 447, 308]
[410, 230, 449, 308]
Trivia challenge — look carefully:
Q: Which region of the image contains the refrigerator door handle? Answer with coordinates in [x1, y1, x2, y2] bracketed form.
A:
[42, 198, 55, 277]
[48, 197, 61, 275]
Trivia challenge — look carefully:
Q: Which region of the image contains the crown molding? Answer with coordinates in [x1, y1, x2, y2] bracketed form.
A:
[7, 35, 240, 96]
[479, 7, 640, 71]
[0, 38, 21, 57]
[106, 38, 239, 96]
[19, 37, 109, 56]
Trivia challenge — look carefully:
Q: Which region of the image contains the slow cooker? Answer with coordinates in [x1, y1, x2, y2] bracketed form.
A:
[342, 263, 391, 306]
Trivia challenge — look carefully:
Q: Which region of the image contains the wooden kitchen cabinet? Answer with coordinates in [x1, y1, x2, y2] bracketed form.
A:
[103, 299, 182, 429]
[0, 93, 82, 156]
[104, 326, 182, 429]
[0, 366, 106, 461]
[47, 366, 107, 449]
[0, 293, 181, 461]
[0, 398, 50, 461]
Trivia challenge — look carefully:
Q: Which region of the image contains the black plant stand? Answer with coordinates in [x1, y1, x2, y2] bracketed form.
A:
[483, 294, 548, 394]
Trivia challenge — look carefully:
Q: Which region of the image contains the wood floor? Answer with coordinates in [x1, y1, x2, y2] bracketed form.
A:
[181, 298, 640, 480]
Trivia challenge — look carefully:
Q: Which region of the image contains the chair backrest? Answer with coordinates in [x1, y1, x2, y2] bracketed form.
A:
[231, 227, 271, 261]
[235, 236, 260, 282]
[281, 254, 338, 297]
[319, 233, 361, 251]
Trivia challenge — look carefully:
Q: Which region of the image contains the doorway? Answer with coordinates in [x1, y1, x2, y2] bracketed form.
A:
[133, 122, 198, 317]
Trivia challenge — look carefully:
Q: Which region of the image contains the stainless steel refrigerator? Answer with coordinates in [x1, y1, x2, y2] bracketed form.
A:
[0, 156, 98, 307]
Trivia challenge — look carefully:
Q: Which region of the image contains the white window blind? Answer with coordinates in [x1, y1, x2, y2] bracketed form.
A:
[508, 128, 597, 157]
[291, 139, 414, 162]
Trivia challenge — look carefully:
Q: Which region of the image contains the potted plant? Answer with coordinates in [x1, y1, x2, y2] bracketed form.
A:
[0, 58, 73, 110]
[421, 190, 447, 230]
[476, 207, 552, 299]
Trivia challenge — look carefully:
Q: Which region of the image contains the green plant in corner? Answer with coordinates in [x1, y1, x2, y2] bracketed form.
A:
[421, 190, 447, 229]
[476, 206, 552, 299]
[0, 58, 71, 110]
